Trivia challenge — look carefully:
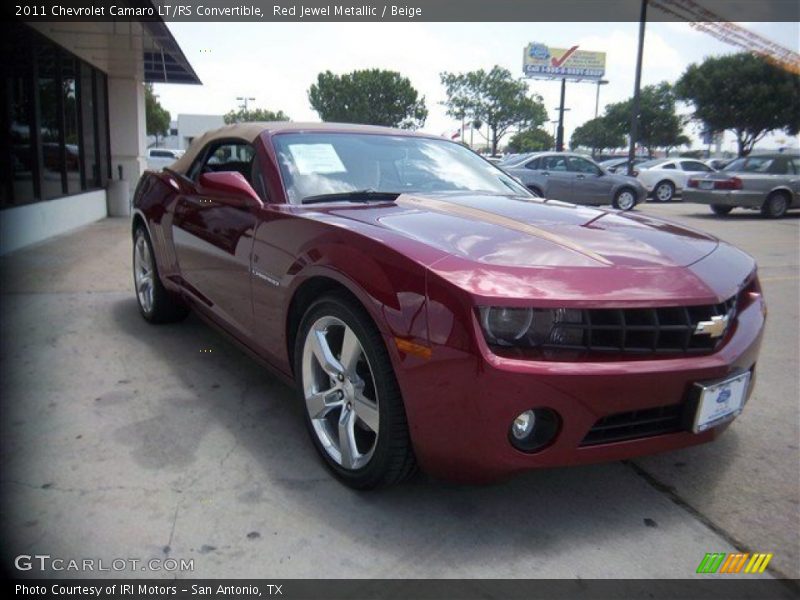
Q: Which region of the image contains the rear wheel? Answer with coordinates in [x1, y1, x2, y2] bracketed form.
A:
[133, 226, 189, 324]
[613, 188, 637, 211]
[710, 204, 733, 216]
[653, 180, 675, 202]
[295, 293, 416, 489]
[761, 191, 789, 218]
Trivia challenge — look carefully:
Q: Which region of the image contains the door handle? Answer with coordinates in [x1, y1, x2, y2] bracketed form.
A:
[542, 171, 550, 176]
[576, 174, 585, 179]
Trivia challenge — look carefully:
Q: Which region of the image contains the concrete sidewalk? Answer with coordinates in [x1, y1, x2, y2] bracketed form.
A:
[0, 210, 797, 583]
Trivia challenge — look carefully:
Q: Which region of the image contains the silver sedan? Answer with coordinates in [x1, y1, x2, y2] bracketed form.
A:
[683, 153, 800, 218]
[504, 152, 647, 211]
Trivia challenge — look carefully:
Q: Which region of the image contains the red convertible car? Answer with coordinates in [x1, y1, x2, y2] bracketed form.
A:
[132, 122, 765, 489]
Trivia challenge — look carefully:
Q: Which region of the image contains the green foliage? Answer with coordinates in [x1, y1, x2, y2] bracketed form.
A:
[145, 84, 170, 141]
[308, 69, 427, 129]
[604, 82, 689, 156]
[223, 107, 291, 124]
[507, 128, 555, 153]
[676, 52, 800, 156]
[440, 66, 547, 155]
[570, 117, 626, 155]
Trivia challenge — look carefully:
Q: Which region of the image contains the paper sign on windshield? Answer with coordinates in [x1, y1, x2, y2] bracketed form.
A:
[288, 144, 346, 175]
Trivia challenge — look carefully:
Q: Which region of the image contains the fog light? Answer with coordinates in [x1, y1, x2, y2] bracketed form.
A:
[512, 410, 536, 440]
[508, 408, 560, 453]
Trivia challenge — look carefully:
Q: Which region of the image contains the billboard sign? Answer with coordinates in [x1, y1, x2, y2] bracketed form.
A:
[523, 43, 606, 81]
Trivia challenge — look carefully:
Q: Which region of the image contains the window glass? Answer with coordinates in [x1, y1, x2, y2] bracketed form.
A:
[197, 141, 256, 183]
[767, 158, 789, 175]
[62, 56, 81, 194]
[542, 155, 568, 171]
[79, 62, 97, 188]
[789, 158, 800, 175]
[273, 133, 529, 204]
[524, 158, 540, 170]
[2, 26, 36, 206]
[662, 163, 676, 170]
[681, 160, 711, 172]
[95, 71, 110, 182]
[567, 156, 601, 174]
[38, 42, 65, 199]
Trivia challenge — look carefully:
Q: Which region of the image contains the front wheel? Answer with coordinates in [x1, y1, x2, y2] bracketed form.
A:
[711, 204, 733, 216]
[133, 226, 189, 324]
[295, 293, 416, 489]
[653, 180, 675, 202]
[613, 188, 637, 211]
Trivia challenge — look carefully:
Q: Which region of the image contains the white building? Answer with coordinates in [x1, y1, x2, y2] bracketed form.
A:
[0, 19, 200, 255]
[149, 114, 226, 151]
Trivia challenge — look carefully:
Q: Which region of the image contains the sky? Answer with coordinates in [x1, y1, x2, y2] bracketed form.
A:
[154, 20, 800, 154]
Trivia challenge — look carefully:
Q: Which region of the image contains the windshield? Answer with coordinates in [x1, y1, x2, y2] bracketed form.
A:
[273, 132, 530, 204]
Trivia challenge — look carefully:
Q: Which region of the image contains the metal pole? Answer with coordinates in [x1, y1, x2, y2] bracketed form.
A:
[556, 78, 566, 152]
[628, 0, 647, 175]
[595, 81, 601, 119]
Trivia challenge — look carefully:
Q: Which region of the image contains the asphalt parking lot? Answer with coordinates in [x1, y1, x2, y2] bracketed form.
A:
[0, 202, 797, 582]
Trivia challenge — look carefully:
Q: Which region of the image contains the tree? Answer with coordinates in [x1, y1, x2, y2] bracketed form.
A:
[440, 66, 547, 155]
[224, 107, 290, 124]
[676, 52, 800, 156]
[604, 82, 689, 157]
[570, 117, 626, 156]
[507, 128, 555, 153]
[145, 84, 170, 146]
[308, 69, 427, 129]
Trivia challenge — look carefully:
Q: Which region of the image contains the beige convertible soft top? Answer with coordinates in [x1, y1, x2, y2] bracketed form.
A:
[168, 121, 421, 175]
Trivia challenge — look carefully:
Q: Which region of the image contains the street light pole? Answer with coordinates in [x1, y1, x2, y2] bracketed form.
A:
[236, 96, 255, 111]
[594, 79, 609, 119]
[628, 0, 648, 175]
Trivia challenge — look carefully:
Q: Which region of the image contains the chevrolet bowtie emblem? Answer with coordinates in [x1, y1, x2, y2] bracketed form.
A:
[694, 314, 729, 338]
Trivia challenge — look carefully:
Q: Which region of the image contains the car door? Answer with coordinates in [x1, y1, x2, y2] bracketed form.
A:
[567, 156, 609, 204]
[172, 139, 261, 337]
[678, 160, 713, 189]
[537, 155, 573, 200]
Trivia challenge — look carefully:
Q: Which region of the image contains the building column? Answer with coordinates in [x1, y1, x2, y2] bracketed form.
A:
[107, 76, 146, 195]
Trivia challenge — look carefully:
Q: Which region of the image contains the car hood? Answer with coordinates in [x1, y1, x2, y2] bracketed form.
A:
[324, 192, 718, 270]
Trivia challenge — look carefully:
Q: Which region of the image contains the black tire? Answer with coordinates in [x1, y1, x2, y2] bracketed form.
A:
[613, 187, 637, 211]
[132, 226, 189, 324]
[653, 180, 675, 202]
[711, 204, 733, 216]
[761, 192, 790, 219]
[294, 293, 416, 489]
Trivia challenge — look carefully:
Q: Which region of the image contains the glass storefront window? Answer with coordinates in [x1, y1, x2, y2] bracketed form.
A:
[1, 23, 111, 208]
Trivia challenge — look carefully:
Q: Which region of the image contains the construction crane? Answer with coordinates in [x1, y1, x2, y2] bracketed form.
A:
[650, 0, 800, 74]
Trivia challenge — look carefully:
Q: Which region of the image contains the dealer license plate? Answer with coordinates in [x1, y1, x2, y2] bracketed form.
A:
[692, 371, 750, 433]
[699, 180, 715, 190]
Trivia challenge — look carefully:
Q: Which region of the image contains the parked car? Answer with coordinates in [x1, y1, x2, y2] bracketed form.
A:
[146, 147, 184, 171]
[705, 157, 733, 171]
[505, 152, 646, 210]
[132, 122, 765, 489]
[635, 158, 716, 202]
[598, 156, 648, 174]
[684, 153, 800, 218]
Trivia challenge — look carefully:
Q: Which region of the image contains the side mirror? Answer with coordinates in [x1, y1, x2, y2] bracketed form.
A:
[198, 172, 262, 208]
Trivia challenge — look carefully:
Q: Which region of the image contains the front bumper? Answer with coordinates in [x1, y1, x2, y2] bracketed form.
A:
[397, 294, 765, 482]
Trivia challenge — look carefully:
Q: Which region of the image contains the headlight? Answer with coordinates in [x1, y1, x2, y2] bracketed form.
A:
[478, 307, 585, 348]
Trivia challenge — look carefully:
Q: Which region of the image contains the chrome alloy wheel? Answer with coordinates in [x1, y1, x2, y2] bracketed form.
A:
[301, 316, 380, 470]
[655, 181, 674, 202]
[133, 233, 155, 315]
[616, 190, 636, 210]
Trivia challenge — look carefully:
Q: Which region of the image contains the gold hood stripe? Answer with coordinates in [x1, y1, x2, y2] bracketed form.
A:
[395, 194, 613, 266]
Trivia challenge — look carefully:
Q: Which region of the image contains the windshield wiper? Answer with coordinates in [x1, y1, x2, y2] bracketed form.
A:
[301, 189, 401, 205]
